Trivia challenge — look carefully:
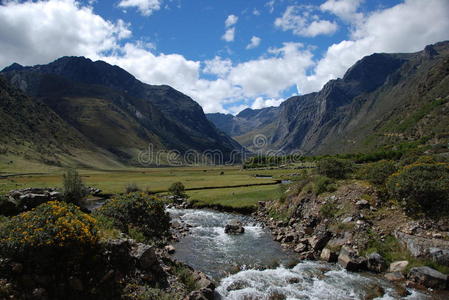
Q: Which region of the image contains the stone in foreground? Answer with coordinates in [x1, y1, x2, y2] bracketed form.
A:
[408, 266, 448, 289]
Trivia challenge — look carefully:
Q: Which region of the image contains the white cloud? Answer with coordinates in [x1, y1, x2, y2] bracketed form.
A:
[117, 0, 163, 16]
[303, 0, 449, 93]
[251, 97, 284, 109]
[246, 36, 261, 49]
[203, 56, 232, 77]
[0, 0, 130, 68]
[224, 14, 238, 27]
[320, 0, 363, 22]
[222, 15, 238, 42]
[275, 6, 338, 37]
[252, 9, 260, 16]
[228, 43, 314, 97]
[1, 0, 449, 115]
[222, 27, 235, 42]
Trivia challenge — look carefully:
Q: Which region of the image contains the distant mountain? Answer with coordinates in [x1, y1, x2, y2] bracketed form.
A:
[1, 57, 242, 167]
[207, 41, 449, 155]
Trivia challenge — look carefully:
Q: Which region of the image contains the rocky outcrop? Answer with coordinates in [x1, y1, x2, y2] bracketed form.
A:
[408, 266, 448, 289]
[366, 253, 387, 273]
[395, 230, 449, 265]
[337, 246, 367, 271]
[3, 188, 62, 214]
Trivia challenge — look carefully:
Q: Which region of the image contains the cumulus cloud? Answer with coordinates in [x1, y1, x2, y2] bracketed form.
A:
[222, 27, 235, 42]
[303, 0, 449, 93]
[320, 0, 363, 23]
[228, 43, 314, 97]
[1, 0, 449, 115]
[251, 97, 284, 109]
[246, 36, 261, 49]
[224, 14, 238, 27]
[203, 56, 232, 78]
[0, 0, 130, 68]
[117, 0, 163, 16]
[222, 14, 238, 42]
[275, 6, 338, 37]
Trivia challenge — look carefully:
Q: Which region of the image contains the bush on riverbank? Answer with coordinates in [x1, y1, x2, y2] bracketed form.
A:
[317, 158, 353, 179]
[0, 201, 98, 259]
[169, 182, 187, 198]
[95, 193, 170, 244]
[361, 160, 398, 186]
[387, 162, 449, 217]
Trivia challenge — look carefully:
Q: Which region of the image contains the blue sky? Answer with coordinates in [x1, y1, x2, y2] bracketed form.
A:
[1, 0, 449, 114]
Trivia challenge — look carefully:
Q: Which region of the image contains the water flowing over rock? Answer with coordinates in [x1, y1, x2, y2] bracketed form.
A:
[224, 220, 245, 235]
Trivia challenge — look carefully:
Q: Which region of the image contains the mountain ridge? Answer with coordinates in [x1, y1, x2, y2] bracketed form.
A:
[207, 41, 449, 154]
[1, 57, 242, 168]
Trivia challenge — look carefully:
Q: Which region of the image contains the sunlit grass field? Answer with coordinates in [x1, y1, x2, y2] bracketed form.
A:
[187, 184, 283, 208]
[0, 166, 297, 200]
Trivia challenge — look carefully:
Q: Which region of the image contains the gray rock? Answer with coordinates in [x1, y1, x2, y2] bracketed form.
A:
[384, 272, 405, 282]
[131, 243, 159, 270]
[320, 248, 338, 262]
[408, 266, 448, 289]
[395, 231, 449, 265]
[338, 246, 367, 271]
[389, 261, 409, 273]
[165, 245, 176, 254]
[294, 243, 308, 253]
[366, 253, 387, 273]
[342, 217, 353, 223]
[355, 199, 369, 209]
[225, 220, 245, 234]
[308, 231, 332, 251]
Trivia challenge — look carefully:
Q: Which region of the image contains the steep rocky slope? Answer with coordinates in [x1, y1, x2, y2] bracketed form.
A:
[208, 41, 449, 155]
[1, 57, 241, 167]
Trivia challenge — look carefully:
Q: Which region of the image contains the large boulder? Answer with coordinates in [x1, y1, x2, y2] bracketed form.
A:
[389, 261, 409, 273]
[408, 266, 448, 289]
[130, 243, 159, 271]
[320, 248, 338, 262]
[366, 253, 387, 273]
[395, 231, 449, 265]
[308, 231, 332, 251]
[224, 220, 244, 235]
[338, 246, 367, 271]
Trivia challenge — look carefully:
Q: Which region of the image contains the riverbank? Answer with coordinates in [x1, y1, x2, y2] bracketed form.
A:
[251, 179, 449, 298]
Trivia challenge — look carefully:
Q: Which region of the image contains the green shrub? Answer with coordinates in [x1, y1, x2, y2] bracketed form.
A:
[169, 181, 187, 198]
[387, 163, 449, 216]
[313, 176, 337, 195]
[320, 202, 339, 218]
[317, 158, 353, 179]
[0, 201, 98, 260]
[95, 193, 170, 244]
[63, 168, 85, 204]
[125, 183, 140, 194]
[363, 160, 398, 185]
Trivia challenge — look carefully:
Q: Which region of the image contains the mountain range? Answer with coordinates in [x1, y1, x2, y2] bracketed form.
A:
[0, 57, 241, 168]
[207, 41, 449, 155]
[1, 41, 448, 169]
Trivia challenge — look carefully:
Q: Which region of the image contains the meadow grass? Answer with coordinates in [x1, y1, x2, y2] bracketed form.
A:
[0, 165, 296, 195]
[187, 184, 282, 208]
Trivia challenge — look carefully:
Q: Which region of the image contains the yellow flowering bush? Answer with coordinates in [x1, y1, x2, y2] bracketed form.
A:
[386, 162, 449, 216]
[0, 201, 98, 258]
